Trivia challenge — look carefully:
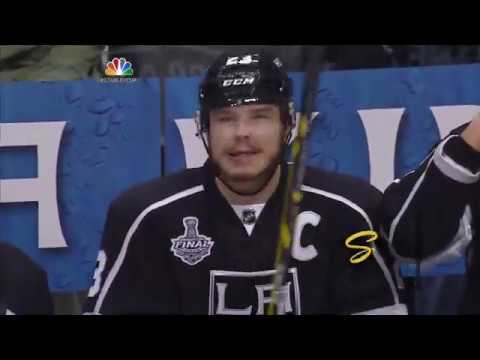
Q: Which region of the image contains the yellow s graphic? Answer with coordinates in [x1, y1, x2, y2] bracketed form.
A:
[345, 230, 378, 264]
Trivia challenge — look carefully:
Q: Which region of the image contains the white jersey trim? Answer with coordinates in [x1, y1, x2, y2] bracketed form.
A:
[301, 185, 400, 304]
[93, 185, 205, 314]
[388, 136, 476, 261]
[352, 303, 408, 315]
[388, 155, 435, 249]
[433, 135, 480, 184]
[420, 205, 473, 272]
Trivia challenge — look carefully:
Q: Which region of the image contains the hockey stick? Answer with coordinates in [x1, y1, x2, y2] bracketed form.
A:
[267, 46, 324, 315]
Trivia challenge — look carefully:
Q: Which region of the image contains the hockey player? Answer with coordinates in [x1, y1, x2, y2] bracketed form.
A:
[0, 241, 53, 315]
[383, 117, 480, 314]
[84, 51, 406, 315]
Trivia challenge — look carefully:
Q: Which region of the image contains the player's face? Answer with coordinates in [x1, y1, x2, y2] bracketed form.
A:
[209, 103, 287, 192]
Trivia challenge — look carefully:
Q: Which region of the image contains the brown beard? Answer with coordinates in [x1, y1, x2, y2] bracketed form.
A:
[211, 137, 286, 196]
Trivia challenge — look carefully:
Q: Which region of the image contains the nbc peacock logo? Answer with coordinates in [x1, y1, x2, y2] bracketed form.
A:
[101, 57, 136, 82]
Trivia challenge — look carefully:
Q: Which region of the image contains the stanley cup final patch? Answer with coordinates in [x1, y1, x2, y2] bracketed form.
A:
[170, 217, 214, 266]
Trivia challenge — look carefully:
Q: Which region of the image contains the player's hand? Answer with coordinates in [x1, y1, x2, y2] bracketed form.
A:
[461, 113, 480, 152]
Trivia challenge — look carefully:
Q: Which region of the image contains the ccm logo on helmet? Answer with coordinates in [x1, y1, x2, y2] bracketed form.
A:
[222, 77, 255, 87]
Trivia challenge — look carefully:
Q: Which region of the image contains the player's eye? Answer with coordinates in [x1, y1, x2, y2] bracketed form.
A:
[215, 116, 234, 123]
[252, 113, 269, 119]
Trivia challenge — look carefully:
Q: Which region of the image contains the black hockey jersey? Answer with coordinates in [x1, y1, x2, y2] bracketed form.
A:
[0, 242, 53, 315]
[382, 122, 480, 313]
[84, 161, 404, 315]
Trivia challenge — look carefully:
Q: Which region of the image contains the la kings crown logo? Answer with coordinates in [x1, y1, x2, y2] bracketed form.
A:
[170, 217, 214, 265]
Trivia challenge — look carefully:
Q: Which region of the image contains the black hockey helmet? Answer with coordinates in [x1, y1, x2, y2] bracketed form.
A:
[198, 51, 293, 133]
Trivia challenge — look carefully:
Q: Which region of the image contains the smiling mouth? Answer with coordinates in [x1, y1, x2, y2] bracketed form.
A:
[229, 151, 259, 158]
